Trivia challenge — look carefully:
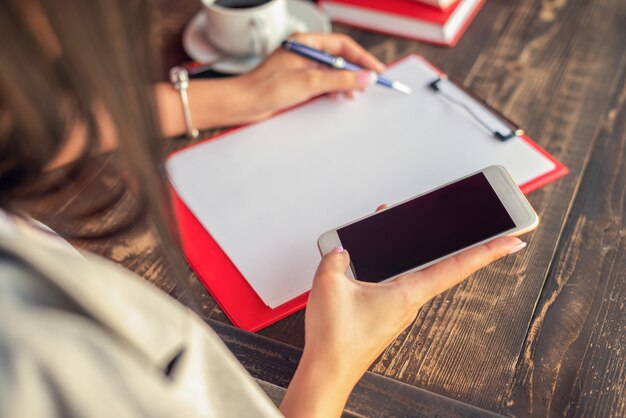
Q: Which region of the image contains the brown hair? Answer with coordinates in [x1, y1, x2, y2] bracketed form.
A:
[0, 0, 195, 306]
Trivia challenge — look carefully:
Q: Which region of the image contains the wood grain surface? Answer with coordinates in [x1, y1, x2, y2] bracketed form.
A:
[211, 319, 506, 418]
[19, 0, 626, 416]
[503, 48, 626, 418]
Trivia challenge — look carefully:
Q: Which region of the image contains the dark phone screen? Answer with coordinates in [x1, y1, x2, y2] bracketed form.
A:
[337, 173, 515, 282]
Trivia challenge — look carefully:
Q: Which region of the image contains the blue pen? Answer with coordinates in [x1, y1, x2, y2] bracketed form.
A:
[282, 40, 412, 95]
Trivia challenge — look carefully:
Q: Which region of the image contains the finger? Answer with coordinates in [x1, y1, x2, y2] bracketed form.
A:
[396, 236, 526, 305]
[375, 204, 389, 212]
[324, 34, 386, 73]
[300, 68, 377, 96]
[315, 246, 351, 278]
[292, 33, 385, 73]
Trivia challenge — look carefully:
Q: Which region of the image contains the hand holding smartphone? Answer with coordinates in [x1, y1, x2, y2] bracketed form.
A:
[318, 166, 538, 283]
[291, 166, 533, 417]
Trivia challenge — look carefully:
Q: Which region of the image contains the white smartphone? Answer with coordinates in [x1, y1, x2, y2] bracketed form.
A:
[318, 165, 539, 283]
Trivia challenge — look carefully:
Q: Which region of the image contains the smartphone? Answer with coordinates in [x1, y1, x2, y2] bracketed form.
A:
[318, 165, 538, 283]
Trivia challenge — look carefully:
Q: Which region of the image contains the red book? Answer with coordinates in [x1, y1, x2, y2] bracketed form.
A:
[418, 0, 459, 10]
[317, 0, 484, 47]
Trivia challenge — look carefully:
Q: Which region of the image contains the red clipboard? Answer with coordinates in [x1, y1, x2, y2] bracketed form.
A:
[169, 55, 568, 332]
[171, 189, 309, 332]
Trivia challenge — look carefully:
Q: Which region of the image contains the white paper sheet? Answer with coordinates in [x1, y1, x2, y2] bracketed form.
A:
[167, 56, 555, 308]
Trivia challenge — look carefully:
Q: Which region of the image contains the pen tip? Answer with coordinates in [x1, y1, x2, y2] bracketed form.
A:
[392, 82, 412, 95]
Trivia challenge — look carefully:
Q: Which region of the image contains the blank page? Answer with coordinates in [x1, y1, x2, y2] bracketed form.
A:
[167, 56, 555, 308]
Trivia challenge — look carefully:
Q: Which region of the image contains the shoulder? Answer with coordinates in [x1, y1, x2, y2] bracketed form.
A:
[0, 234, 282, 418]
[0, 255, 128, 417]
[0, 253, 191, 418]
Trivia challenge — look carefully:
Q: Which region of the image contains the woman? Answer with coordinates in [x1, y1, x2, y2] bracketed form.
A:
[0, 0, 527, 417]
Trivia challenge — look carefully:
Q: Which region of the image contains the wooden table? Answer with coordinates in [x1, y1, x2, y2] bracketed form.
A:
[23, 0, 625, 416]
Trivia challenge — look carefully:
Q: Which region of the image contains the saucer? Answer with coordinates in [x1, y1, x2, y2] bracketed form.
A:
[183, 0, 331, 74]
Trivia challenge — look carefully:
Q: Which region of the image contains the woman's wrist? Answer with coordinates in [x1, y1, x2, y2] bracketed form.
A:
[188, 75, 272, 128]
[280, 347, 362, 418]
[155, 75, 269, 137]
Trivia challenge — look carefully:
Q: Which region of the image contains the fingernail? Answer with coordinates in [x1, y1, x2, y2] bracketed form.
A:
[331, 246, 344, 253]
[357, 71, 377, 88]
[507, 241, 527, 255]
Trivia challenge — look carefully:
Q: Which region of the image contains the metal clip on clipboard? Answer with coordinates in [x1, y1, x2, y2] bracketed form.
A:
[429, 75, 524, 141]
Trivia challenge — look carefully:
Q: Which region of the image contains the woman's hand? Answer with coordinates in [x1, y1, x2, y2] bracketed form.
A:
[158, 33, 384, 136]
[280, 229, 527, 417]
[241, 32, 386, 120]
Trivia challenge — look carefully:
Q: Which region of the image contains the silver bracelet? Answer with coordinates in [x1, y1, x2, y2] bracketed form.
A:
[169, 66, 199, 139]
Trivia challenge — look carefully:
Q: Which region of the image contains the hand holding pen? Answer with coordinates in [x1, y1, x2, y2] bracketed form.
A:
[172, 32, 392, 132]
[282, 39, 412, 95]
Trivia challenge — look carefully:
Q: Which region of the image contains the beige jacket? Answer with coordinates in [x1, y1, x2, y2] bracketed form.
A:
[0, 218, 282, 418]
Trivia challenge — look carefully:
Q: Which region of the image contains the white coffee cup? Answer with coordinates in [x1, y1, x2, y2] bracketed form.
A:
[201, 0, 305, 57]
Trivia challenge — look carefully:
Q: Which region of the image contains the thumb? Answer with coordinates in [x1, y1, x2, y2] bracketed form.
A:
[315, 247, 351, 279]
[396, 236, 527, 306]
[304, 69, 377, 95]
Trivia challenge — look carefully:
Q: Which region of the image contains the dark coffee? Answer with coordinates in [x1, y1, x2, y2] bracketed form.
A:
[214, 0, 272, 9]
